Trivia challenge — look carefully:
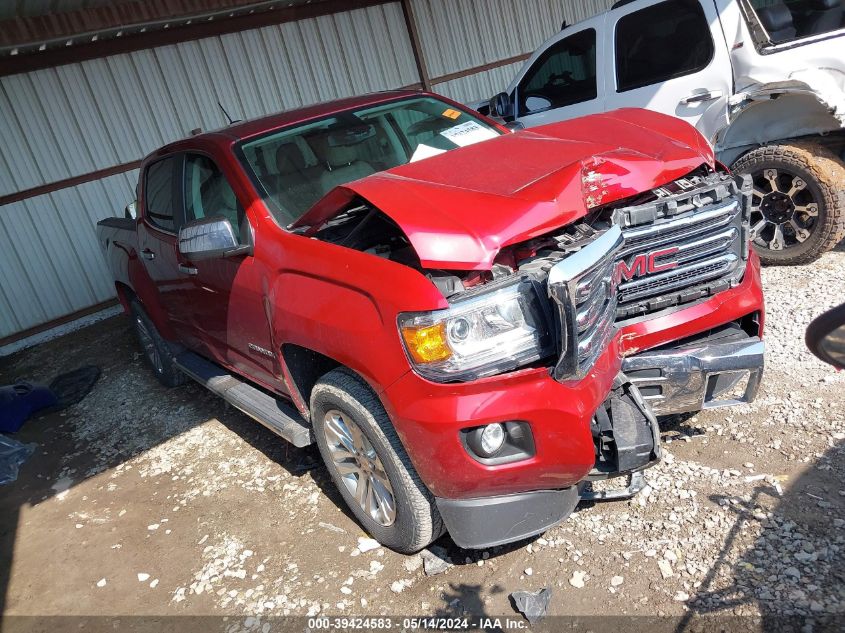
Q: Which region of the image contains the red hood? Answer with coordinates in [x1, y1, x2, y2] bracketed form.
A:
[293, 108, 714, 270]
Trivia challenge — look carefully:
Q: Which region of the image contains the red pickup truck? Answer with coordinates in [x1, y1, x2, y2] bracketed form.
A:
[97, 90, 765, 553]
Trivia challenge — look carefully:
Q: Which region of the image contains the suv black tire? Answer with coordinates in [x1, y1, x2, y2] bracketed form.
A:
[130, 298, 186, 388]
[732, 142, 845, 265]
[311, 368, 444, 553]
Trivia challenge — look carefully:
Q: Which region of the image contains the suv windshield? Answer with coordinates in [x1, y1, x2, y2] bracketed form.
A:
[239, 96, 501, 226]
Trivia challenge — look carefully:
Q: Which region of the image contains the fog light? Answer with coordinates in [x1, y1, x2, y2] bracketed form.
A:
[462, 421, 535, 465]
[479, 423, 506, 456]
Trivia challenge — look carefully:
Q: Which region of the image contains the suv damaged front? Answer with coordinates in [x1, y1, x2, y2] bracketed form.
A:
[285, 106, 765, 549]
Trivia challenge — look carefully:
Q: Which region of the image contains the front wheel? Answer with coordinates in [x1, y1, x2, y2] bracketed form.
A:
[311, 369, 444, 553]
[731, 142, 845, 265]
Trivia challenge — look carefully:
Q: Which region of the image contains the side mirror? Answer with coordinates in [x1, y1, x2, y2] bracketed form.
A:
[489, 92, 514, 120]
[178, 216, 250, 261]
[125, 200, 137, 220]
[806, 303, 845, 370]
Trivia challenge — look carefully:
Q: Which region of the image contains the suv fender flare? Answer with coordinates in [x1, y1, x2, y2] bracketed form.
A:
[716, 87, 843, 165]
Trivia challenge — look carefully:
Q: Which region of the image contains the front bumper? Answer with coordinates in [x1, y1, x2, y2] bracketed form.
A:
[622, 333, 765, 416]
[383, 254, 764, 503]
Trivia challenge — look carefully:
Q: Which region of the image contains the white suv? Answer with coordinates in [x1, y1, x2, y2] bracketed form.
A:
[487, 0, 845, 264]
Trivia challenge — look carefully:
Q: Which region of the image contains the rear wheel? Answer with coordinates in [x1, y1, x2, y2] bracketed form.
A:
[311, 368, 443, 553]
[130, 298, 186, 388]
[732, 142, 845, 265]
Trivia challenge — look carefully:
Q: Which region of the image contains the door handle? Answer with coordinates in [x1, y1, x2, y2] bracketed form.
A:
[178, 264, 198, 276]
[140, 248, 155, 260]
[680, 90, 723, 105]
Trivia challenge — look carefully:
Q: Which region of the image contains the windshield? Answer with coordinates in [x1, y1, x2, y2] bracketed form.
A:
[239, 96, 502, 225]
[747, 0, 844, 44]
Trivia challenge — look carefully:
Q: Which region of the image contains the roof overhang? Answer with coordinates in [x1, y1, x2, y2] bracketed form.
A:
[0, 0, 391, 77]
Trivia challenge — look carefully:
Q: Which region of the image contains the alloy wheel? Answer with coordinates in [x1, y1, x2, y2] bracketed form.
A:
[749, 167, 819, 252]
[322, 409, 396, 526]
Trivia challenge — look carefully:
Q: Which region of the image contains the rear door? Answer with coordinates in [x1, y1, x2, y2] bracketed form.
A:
[136, 155, 194, 341]
[603, 0, 733, 142]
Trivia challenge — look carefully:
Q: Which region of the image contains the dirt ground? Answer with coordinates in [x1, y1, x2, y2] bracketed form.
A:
[1, 247, 843, 631]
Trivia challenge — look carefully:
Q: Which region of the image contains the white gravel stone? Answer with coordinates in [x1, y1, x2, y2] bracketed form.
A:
[357, 538, 380, 553]
[569, 571, 586, 588]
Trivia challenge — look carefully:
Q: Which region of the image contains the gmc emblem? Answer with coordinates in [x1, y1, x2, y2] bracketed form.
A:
[615, 247, 680, 284]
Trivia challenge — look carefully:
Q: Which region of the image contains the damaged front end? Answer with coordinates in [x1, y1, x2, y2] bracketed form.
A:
[407, 168, 762, 493]
[311, 167, 764, 497]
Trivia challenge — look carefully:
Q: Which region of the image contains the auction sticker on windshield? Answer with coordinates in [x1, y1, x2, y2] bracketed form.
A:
[440, 121, 498, 147]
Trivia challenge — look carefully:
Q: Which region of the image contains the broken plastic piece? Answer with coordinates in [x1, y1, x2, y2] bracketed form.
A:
[580, 471, 648, 502]
[0, 435, 36, 485]
[510, 587, 552, 623]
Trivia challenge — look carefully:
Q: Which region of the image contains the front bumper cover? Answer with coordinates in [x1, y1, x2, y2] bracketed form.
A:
[621, 333, 765, 416]
[435, 486, 580, 550]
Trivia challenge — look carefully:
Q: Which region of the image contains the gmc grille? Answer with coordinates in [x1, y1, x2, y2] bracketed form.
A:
[612, 173, 752, 320]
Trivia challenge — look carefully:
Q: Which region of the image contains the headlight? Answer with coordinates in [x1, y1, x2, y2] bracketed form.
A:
[398, 276, 554, 382]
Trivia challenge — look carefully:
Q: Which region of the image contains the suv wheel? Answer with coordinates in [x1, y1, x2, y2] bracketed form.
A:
[732, 142, 845, 265]
[311, 368, 444, 553]
[130, 298, 186, 388]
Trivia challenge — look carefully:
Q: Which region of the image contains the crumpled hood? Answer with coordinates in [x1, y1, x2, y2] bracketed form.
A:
[294, 108, 714, 270]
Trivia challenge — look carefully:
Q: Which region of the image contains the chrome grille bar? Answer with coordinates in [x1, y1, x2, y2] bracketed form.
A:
[618, 200, 738, 258]
[614, 173, 751, 319]
[548, 226, 623, 380]
[619, 254, 740, 303]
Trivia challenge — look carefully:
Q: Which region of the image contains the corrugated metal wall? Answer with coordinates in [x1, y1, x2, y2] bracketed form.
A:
[418, 0, 614, 103]
[0, 171, 139, 337]
[0, 2, 417, 340]
[0, 0, 614, 340]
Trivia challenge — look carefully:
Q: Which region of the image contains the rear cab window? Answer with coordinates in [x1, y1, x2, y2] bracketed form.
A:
[614, 0, 714, 92]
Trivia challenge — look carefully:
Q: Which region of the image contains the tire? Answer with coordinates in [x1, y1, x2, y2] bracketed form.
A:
[311, 368, 444, 553]
[129, 298, 186, 388]
[731, 142, 845, 265]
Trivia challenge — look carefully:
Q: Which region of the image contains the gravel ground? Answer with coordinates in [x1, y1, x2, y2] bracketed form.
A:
[1, 246, 843, 629]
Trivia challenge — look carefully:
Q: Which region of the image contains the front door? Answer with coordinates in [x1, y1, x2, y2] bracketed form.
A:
[513, 22, 606, 128]
[176, 153, 283, 392]
[602, 0, 733, 142]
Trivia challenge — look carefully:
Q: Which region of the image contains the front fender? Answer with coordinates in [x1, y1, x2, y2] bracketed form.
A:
[267, 233, 448, 397]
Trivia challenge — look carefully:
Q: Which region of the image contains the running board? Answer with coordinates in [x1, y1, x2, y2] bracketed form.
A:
[174, 351, 313, 447]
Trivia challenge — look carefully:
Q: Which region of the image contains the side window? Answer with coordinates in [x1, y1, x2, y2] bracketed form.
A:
[144, 157, 177, 233]
[615, 0, 714, 92]
[184, 154, 247, 244]
[518, 29, 597, 115]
